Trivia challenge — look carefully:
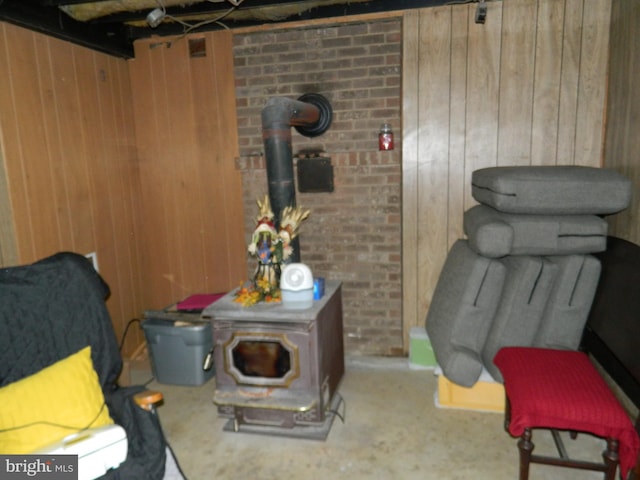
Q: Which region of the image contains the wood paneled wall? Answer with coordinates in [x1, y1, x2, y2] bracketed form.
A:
[128, 31, 247, 310]
[603, 0, 640, 244]
[0, 23, 146, 354]
[1, 0, 627, 357]
[402, 0, 612, 342]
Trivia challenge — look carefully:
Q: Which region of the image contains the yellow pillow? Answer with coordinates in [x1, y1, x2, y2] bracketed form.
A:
[0, 346, 113, 454]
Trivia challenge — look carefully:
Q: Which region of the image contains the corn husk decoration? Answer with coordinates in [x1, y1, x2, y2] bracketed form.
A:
[278, 205, 311, 259]
[238, 196, 311, 306]
[248, 195, 278, 258]
[247, 195, 310, 263]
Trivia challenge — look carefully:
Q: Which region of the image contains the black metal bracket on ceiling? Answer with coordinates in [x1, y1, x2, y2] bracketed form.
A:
[1, 0, 457, 59]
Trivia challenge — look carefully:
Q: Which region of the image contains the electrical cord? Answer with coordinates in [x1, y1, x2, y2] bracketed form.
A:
[178, 3, 240, 33]
[154, 0, 245, 33]
[119, 318, 142, 352]
[119, 317, 157, 385]
[143, 376, 156, 388]
[327, 393, 346, 424]
[118, 317, 152, 383]
[0, 401, 108, 434]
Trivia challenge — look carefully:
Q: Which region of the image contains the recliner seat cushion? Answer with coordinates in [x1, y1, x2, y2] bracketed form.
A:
[426, 240, 506, 387]
[471, 166, 631, 215]
[463, 205, 608, 257]
[533, 255, 601, 350]
[482, 255, 558, 382]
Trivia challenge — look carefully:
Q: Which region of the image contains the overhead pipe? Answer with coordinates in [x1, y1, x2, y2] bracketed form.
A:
[261, 93, 332, 262]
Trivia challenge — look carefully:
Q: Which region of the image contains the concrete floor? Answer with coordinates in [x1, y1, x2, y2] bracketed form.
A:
[145, 357, 606, 480]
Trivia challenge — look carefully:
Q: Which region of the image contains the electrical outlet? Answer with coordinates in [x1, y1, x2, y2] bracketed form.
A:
[85, 252, 99, 272]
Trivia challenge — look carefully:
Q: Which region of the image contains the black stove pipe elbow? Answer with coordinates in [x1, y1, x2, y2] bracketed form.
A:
[261, 94, 332, 262]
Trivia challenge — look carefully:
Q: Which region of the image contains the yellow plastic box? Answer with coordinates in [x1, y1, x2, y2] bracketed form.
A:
[435, 369, 505, 413]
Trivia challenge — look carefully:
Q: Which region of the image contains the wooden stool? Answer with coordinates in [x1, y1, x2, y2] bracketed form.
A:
[494, 347, 640, 480]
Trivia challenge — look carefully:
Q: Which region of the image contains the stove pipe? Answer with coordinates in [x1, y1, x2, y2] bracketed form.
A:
[261, 93, 332, 262]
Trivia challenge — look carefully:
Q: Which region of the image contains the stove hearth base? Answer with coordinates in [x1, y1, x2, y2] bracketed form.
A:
[221, 393, 344, 441]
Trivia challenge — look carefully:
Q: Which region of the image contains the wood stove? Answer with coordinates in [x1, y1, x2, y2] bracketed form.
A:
[202, 280, 344, 440]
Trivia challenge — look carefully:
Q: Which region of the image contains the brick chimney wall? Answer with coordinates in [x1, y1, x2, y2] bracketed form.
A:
[233, 18, 403, 356]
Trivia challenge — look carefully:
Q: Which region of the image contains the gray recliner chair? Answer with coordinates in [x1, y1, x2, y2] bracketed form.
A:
[426, 165, 631, 387]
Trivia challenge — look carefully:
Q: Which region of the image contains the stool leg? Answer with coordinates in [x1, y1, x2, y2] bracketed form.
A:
[517, 428, 534, 480]
[602, 438, 619, 480]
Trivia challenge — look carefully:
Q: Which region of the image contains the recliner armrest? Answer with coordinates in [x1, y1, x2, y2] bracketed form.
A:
[133, 390, 163, 411]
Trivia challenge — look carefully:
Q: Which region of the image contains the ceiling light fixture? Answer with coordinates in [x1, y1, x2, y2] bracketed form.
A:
[146, 7, 166, 28]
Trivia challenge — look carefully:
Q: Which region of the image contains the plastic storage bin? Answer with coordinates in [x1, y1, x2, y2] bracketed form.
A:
[409, 327, 437, 369]
[142, 318, 214, 386]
